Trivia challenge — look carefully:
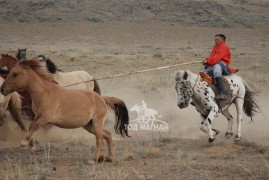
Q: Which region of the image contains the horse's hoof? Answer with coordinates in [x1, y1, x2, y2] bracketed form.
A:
[212, 128, 220, 136]
[98, 156, 114, 162]
[234, 135, 242, 142]
[208, 138, 215, 143]
[98, 155, 105, 162]
[225, 132, 233, 137]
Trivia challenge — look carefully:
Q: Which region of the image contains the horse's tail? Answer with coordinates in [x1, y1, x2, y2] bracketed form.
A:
[242, 81, 261, 121]
[8, 92, 26, 132]
[103, 96, 129, 137]
[93, 79, 101, 95]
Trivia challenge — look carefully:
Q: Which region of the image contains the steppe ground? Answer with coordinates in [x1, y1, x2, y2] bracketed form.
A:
[0, 0, 269, 179]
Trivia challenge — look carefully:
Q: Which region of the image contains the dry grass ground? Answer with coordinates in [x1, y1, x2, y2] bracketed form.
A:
[0, 0, 269, 179]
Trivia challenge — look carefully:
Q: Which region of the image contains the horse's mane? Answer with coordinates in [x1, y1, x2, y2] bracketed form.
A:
[46, 58, 58, 74]
[37, 55, 58, 74]
[19, 59, 55, 83]
[1, 54, 18, 62]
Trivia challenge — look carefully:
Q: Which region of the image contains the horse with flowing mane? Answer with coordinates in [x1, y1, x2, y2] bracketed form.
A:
[0, 59, 129, 163]
[0, 54, 34, 118]
[0, 76, 26, 132]
[33, 55, 101, 94]
[16, 49, 101, 94]
[0, 54, 101, 119]
[175, 70, 260, 143]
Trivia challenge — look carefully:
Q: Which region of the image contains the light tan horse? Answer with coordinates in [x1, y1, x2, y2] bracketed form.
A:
[34, 55, 100, 93]
[0, 59, 129, 163]
[0, 76, 26, 132]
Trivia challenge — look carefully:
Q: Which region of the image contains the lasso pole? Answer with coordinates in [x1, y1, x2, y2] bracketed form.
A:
[64, 60, 203, 87]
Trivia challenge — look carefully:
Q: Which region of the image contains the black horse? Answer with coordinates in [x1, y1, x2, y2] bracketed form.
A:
[16, 48, 27, 60]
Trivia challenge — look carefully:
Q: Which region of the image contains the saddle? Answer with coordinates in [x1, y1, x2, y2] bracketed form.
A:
[199, 72, 233, 109]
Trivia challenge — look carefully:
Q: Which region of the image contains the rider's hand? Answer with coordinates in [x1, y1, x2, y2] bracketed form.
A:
[203, 59, 207, 65]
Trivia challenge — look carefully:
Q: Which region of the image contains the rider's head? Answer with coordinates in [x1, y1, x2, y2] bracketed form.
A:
[215, 34, 226, 46]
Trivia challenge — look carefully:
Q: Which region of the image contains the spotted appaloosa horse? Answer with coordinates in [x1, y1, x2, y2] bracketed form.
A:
[175, 70, 260, 143]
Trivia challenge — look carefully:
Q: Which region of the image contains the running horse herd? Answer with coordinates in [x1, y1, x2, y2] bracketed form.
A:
[0, 48, 260, 163]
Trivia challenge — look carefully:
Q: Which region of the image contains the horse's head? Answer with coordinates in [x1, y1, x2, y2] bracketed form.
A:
[0, 59, 51, 95]
[16, 48, 27, 60]
[0, 61, 28, 95]
[175, 70, 193, 109]
[0, 54, 18, 71]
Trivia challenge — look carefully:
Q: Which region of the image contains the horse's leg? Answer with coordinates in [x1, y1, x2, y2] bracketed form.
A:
[201, 105, 220, 143]
[102, 129, 115, 162]
[199, 115, 208, 134]
[21, 117, 48, 150]
[83, 119, 104, 163]
[222, 108, 234, 137]
[234, 98, 244, 142]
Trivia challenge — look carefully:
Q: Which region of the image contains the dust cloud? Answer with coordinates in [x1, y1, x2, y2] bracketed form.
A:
[0, 74, 268, 147]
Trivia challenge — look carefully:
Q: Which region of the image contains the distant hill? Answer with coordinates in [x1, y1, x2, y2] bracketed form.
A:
[0, 0, 268, 28]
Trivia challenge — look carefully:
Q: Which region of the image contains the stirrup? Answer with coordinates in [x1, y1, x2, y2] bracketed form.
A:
[215, 93, 227, 101]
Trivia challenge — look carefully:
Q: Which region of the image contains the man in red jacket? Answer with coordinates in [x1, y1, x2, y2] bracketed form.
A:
[203, 34, 238, 101]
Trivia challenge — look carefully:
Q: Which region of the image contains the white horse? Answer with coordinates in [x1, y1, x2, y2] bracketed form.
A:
[175, 70, 260, 143]
[36, 55, 101, 94]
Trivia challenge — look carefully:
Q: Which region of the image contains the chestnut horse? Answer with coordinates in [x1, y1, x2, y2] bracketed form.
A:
[0, 54, 101, 119]
[0, 76, 26, 132]
[0, 54, 35, 119]
[16, 49, 101, 94]
[0, 59, 129, 163]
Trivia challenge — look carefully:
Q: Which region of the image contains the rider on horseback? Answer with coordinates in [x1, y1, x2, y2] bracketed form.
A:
[203, 34, 238, 101]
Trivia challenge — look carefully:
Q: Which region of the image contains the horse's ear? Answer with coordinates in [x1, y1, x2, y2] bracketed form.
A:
[24, 48, 27, 51]
[183, 71, 188, 80]
[175, 71, 181, 81]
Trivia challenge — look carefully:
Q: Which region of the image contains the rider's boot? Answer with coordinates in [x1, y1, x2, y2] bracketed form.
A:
[215, 77, 227, 101]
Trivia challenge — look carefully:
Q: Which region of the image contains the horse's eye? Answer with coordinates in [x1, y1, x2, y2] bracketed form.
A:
[13, 73, 18, 77]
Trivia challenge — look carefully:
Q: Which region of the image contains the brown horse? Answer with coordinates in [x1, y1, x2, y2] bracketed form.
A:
[0, 54, 34, 119]
[0, 59, 129, 163]
[0, 76, 26, 132]
[0, 54, 101, 119]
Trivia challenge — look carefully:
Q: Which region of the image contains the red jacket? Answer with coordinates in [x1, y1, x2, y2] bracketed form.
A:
[206, 42, 238, 73]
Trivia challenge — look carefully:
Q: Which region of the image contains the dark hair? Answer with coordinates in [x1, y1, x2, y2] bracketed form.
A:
[215, 34, 226, 42]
